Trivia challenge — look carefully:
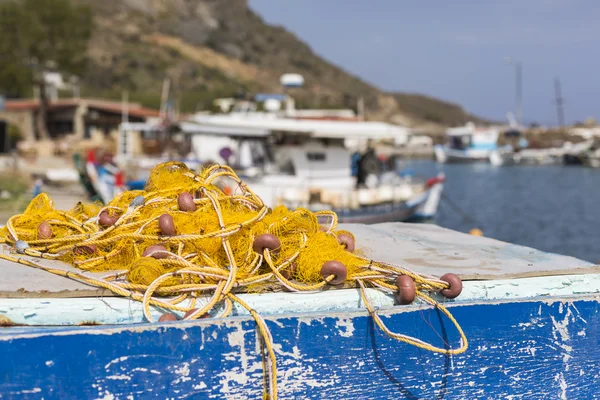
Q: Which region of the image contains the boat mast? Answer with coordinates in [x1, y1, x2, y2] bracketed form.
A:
[554, 77, 565, 127]
[159, 78, 171, 121]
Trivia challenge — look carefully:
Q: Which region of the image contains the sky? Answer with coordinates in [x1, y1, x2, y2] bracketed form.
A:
[249, 0, 600, 125]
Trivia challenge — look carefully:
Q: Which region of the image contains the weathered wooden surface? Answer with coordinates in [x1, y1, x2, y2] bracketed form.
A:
[1, 223, 597, 298]
[1, 297, 599, 399]
[342, 223, 599, 280]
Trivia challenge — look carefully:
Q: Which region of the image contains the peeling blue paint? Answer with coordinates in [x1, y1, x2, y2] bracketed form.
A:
[1, 298, 599, 399]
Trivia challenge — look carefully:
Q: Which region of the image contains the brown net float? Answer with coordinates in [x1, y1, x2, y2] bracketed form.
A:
[394, 275, 416, 305]
[336, 232, 355, 252]
[74, 244, 97, 256]
[37, 221, 52, 240]
[158, 313, 177, 322]
[252, 233, 281, 254]
[142, 244, 169, 259]
[98, 210, 120, 227]
[158, 214, 176, 236]
[320, 260, 347, 285]
[177, 192, 197, 212]
[439, 273, 463, 299]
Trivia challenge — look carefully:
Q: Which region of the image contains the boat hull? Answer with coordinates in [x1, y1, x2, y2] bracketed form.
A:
[1, 297, 598, 399]
[434, 145, 497, 164]
[334, 185, 432, 224]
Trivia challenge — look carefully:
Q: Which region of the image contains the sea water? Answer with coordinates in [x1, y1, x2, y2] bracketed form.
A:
[403, 160, 600, 263]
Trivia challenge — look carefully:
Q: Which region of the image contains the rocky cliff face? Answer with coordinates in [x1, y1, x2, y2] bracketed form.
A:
[76, 0, 482, 129]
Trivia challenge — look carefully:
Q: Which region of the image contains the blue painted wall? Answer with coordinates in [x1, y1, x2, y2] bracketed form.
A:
[1, 298, 598, 399]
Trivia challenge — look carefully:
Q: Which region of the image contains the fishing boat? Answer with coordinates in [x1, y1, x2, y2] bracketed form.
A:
[584, 148, 600, 168]
[434, 122, 505, 164]
[112, 115, 444, 223]
[1, 222, 599, 398]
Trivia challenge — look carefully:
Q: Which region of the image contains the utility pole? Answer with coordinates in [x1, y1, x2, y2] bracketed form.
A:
[554, 77, 565, 127]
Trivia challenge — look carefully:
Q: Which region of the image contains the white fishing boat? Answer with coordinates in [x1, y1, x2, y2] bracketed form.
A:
[434, 122, 505, 164]
[112, 114, 444, 223]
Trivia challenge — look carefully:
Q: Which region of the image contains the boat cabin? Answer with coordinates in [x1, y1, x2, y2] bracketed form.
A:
[445, 122, 499, 151]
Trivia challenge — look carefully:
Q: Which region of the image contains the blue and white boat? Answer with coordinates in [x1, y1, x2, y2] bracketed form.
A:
[435, 122, 505, 164]
[2, 223, 599, 399]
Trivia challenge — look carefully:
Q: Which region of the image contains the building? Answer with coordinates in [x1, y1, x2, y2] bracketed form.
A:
[0, 98, 160, 154]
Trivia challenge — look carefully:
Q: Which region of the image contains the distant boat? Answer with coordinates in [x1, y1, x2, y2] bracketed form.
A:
[582, 142, 600, 168]
[111, 114, 445, 224]
[434, 122, 504, 164]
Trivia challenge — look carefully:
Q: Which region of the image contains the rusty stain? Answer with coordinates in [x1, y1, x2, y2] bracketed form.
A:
[0, 314, 21, 327]
[78, 320, 102, 326]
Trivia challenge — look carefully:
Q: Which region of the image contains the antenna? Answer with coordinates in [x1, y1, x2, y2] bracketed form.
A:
[554, 77, 565, 127]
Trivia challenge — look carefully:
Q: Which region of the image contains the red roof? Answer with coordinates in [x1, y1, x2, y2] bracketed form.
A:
[4, 98, 160, 119]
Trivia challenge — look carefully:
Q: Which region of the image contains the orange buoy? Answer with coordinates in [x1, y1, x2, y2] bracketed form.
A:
[469, 228, 483, 236]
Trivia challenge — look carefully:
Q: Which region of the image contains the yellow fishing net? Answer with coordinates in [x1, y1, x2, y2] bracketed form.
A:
[0, 162, 467, 399]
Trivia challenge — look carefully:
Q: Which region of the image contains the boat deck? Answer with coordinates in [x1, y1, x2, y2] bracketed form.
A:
[1, 223, 598, 325]
[1, 223, 600, 399]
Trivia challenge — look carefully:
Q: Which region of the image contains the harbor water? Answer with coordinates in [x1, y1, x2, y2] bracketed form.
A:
[403, 160, 600, 263]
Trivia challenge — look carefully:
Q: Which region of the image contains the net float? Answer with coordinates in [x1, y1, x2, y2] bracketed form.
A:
[280, 262, 297, 280]
[74, 244, 97, 256]
[177, 192, 197, 212]
[252, 234, 281, 254]
[98, 210, 120, 227]
[158, 313, 177, 322]
[37, 221, 53, 240]
[321, 260, 347, 285]
[395, 275, 416, 305]
[439, 273, 463, 299]
[158, 214, 176, 236]
[337, 233, 355, 252]
[142, 244, 169, 259]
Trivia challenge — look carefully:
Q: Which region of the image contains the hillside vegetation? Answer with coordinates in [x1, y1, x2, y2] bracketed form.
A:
[68, 0, 485, 127]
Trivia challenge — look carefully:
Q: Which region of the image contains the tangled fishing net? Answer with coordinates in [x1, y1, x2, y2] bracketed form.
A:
[0, 162, 467, 399]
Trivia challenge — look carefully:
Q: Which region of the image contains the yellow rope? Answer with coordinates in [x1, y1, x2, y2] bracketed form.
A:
[357, 279, 468, 355]
[0, 161, 469, 398]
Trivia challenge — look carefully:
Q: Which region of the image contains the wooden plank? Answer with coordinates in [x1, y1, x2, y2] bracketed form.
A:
[1, 297, 599, 399]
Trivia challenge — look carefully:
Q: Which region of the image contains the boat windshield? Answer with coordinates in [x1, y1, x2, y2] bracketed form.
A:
[449, 135, 472, 150]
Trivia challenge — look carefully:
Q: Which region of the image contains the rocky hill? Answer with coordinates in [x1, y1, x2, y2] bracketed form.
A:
[76, 0, 484, 129]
